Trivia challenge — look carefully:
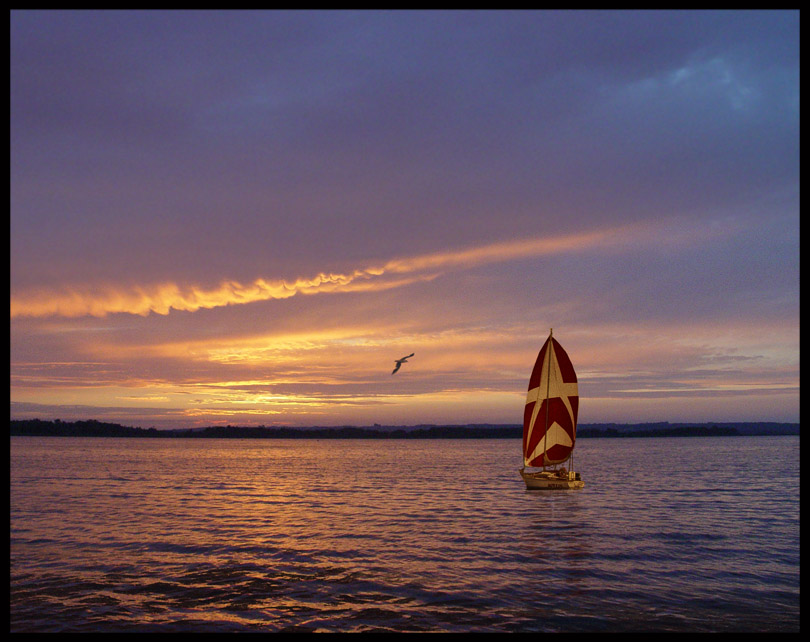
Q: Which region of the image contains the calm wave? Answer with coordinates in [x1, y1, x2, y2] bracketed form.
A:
[10, 435, 799, 632]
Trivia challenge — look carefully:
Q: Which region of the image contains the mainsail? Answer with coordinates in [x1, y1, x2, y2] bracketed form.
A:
[523, 330, 579, 468]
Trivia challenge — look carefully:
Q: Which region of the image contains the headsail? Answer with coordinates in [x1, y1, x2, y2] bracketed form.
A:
[523, 330, 579, 468]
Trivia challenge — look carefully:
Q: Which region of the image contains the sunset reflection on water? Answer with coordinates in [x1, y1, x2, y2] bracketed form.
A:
[11, 436, 800, 632]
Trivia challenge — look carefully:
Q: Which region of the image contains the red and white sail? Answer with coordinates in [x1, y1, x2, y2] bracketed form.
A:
[523, 330, 579, 468]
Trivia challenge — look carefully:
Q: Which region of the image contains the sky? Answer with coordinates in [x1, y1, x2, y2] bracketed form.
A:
[10, 10, 800, 429]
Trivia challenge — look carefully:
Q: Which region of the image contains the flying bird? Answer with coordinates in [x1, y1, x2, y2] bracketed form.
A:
[391, 353, 414, 375]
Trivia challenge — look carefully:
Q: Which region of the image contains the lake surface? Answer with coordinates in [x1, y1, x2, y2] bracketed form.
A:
[10, 435, 800, 632]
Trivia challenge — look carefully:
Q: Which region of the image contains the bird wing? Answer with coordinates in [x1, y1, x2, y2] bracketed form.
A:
[392, 353, 413, 374]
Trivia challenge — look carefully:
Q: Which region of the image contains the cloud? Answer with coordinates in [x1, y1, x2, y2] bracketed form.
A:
[9, 12, 799, 427]
[9, 219, 713, 319]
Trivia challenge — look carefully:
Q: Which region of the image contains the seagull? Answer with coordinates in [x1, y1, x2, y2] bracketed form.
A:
[391, 353, 414, 375]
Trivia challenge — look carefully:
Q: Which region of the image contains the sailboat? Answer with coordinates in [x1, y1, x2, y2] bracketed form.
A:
[519, 329, 584, 489]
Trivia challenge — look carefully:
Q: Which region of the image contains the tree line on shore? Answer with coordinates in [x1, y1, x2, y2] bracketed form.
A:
[9, 418, 799, 439]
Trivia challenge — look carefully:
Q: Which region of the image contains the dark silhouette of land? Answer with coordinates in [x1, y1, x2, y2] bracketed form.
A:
[9, 418, 799, 439]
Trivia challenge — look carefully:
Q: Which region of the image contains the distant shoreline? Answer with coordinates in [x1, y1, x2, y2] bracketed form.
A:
[9, 419, 799, 439]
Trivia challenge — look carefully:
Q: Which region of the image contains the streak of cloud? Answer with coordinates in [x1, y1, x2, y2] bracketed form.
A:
[10, 219, 715, 319]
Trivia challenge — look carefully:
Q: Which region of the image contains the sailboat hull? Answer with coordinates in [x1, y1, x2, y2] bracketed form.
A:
[520, 468, 584, 490]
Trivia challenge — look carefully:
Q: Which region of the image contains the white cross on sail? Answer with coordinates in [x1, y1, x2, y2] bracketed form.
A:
[525, 345, 578, 451]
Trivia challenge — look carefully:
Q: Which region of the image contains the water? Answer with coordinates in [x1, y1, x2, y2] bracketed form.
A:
[10, 435, 799, 632]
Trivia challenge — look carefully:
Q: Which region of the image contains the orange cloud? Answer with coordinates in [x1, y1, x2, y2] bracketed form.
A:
[9, 220, 711, 319]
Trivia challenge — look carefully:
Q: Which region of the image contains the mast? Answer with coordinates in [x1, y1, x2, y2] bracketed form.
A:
[542, 328, 552, 470]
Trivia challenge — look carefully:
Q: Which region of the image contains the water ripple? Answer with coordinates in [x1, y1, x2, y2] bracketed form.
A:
[10, 436, 800, 632]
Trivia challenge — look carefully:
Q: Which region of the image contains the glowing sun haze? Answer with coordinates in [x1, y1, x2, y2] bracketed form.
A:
[10, 10, 799, 429]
